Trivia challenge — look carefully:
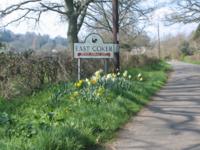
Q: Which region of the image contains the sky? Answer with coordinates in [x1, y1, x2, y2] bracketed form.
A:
[3, 12, 69, 38]
[0, 0, 68, 38]
[145, 6, 198, 40]
[0, 0, 198, 39]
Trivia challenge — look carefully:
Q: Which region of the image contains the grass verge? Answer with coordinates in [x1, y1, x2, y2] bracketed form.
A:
[182, 56, 200, 64]
[0, 60, 171, 150]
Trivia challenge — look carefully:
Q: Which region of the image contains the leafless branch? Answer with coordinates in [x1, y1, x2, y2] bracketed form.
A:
[166, 0, 200, 24]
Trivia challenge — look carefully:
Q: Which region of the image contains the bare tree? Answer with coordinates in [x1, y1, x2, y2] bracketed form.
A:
[167, 0, 200, 24]
[85, 0, 152, 34]
[0, 0, 94, 50]
[0, 0, 153, 52]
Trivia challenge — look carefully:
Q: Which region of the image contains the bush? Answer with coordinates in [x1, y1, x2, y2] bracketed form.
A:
[179, 41, 194, 56]
[0, 51, 106, 99]
[0, 52, 62, 98]
[120, 53, 161, 69]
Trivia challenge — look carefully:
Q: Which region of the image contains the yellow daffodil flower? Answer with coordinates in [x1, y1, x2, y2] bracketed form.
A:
[74, 80, 84, 88]
[90, 79, 97, 85]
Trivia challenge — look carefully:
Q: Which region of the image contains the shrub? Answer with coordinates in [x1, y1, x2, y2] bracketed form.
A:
[179, 41, 194, 56]
[0, 52, 106, 99]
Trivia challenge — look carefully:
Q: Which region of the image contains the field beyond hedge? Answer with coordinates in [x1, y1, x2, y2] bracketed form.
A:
[0, 60, 170, 150]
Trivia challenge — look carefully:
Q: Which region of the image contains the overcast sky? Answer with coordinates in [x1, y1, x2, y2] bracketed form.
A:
[0, 0, 198, 39]
[145, 5, 198, 40]
[0, 0, 68, 38]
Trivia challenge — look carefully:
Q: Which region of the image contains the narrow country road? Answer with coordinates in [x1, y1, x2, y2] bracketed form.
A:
[107, 61, 200, 150]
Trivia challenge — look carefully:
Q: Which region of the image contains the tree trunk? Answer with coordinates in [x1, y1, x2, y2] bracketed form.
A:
[67, 15, 79, 80]
[67, 15, 78, 54]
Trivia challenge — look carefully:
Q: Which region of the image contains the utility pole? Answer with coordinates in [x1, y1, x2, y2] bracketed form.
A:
[157, 22, 161, 59]
[112, 0, 120, 72]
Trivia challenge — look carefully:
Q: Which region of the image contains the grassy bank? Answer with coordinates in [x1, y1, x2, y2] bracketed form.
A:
[0, 61, 170, 150]
[182, 56, 200, 65]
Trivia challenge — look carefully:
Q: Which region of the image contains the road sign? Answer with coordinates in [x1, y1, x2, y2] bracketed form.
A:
[74, 33, 116, 59]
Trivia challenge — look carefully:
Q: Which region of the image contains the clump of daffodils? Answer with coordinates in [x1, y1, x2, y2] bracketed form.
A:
[90, 69, 104, 84]
[70, 69, 138, 103]
[74, 70, 137, 90]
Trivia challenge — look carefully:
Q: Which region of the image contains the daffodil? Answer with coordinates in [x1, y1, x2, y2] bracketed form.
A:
[112, 73, 116, 78]
[106, 74, 112, 80]
[79, 80, 83, 84]
[138, 73, 142, 78]
[123, 70, 128, 77]
[85, 78, 89, 83]
[91, 72, 101, 81]
[90, 79, 97, 85]
[74, 80, 84, 88]
[94, 69, 103, 79]
[91, 75, 99, 82]
[85, 78, 91, 86]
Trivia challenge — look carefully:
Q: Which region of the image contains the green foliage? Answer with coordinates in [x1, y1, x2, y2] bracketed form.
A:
[182, 55, 200, 65]
[0, 112, 11, 125]
[0, 60, 170, 150]
[194, 24, 200, 40]
[179, 40, 193, 56]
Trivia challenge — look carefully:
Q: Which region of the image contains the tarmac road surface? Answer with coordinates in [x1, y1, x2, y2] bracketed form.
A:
[107, 61, 200, 150]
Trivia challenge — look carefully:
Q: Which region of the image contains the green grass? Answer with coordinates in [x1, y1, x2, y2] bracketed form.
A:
[182, 56, 200, 64]
[0, 60, 170, 150]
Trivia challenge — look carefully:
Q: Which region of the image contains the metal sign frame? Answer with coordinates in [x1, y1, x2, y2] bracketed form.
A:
[74, 33, 117, 80]
[74, 33, 116, 59]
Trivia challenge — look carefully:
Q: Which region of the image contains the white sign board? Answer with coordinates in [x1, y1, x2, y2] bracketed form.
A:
[74, 34, 116, 59]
